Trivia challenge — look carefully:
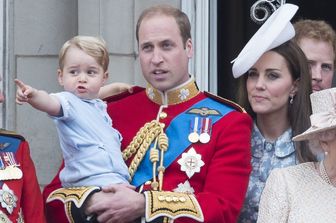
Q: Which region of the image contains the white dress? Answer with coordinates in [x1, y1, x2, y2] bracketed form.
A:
[257, 162, 336, 223]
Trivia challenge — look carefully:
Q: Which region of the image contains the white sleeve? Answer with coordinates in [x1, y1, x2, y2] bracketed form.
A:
[257, 168, 290, 223]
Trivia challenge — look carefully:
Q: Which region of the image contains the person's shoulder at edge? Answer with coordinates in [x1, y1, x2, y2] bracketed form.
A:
[0, 128, 25, 141]
[204, 91, 247, 113]
[103, 86, 145, 103]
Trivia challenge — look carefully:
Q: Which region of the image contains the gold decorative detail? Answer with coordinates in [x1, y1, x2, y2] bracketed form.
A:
[65, 202, 75, 223]
[0, 129, 25, 141]
[159, 112, 168, 119]
[122, 120, 168, 191]
[146, 79, 200, 105]
[46, 186, 100, 208]
[144, 191, 204, 222]
[187, 107, 221, 117]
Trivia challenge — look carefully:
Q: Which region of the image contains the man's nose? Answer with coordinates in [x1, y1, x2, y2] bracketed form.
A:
[151, 49, 163, 64]
[311, 66, 322, 81]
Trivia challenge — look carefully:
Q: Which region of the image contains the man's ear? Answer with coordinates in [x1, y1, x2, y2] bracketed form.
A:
[185, 38, 193, 58]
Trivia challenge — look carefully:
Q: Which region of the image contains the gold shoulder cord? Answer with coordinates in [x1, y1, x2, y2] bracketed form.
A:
[122, 120, 168, 191]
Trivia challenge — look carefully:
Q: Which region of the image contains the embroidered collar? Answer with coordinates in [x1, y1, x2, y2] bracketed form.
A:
[251, 123, 295, 158]
[146, 77, 200, 105]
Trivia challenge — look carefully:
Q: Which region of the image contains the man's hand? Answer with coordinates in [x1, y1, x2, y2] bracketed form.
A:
[85, 184, 145, 223]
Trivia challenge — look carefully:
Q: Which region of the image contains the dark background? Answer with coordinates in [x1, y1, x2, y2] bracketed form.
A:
[217, 0, 336, 101]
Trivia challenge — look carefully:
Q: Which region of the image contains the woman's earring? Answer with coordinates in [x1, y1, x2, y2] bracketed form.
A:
[289, 95, 294, 104]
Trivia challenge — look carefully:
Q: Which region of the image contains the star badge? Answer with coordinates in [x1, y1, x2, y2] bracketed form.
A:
[0, 210, 12, 223]
[173, 180, 195, 194]
[0, 183, 17, 214]
[177, 147, 205, 178]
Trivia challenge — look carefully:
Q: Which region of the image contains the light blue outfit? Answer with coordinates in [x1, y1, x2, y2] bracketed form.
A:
[238, 123, 298, 223]
[50, 92, 130, 187]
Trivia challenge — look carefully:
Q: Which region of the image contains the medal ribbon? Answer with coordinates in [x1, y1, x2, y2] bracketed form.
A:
[191, 117, 200, 134]
[201, 118, 212, 134]
[0, 135, 20, 152]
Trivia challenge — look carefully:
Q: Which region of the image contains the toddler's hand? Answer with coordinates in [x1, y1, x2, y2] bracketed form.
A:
[14, 79, 36, 104]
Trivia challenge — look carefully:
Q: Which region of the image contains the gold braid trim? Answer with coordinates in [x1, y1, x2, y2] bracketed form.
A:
[144, 191, 204, 222]
[65, 202, 75, 223]
[46, 186, 101, 208]
[122, 120, 159, 160]
[122, 120, 168, 186]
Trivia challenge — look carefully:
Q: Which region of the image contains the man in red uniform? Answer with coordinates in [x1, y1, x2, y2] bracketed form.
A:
[43, 5, 252, 223]
[0, 76, 45, 222]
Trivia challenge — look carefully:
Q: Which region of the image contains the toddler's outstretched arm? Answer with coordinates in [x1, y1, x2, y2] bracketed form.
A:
[15, 79, 61, 116]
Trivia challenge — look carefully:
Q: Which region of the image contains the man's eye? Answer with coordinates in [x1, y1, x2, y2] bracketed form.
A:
[162, 43, 172, 49]
[321, 64, 332, 72]
[142, 45, 153, 52]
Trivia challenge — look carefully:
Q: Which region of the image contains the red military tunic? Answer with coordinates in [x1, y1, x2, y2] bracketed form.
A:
[0, 130, 45, 223]
[43, 79, 252, 223]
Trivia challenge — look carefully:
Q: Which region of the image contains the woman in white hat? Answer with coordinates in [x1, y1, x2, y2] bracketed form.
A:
[233, 4, 316, 222]
[257, 88, 336, 222]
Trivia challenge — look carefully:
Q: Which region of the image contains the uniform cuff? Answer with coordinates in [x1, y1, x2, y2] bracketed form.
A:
[144, 190, 204, 222]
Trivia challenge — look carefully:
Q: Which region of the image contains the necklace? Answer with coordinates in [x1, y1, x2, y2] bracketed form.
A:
[319, 160, 334, 186]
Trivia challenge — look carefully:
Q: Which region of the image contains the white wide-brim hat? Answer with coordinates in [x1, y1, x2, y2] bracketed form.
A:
[231, 3, 299, 78]
[293, 88, 336, 141]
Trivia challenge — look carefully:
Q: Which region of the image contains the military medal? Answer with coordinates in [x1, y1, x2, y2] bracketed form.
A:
[188, 117, 200, 143]
[0, 153, 22, 180]
[0, 183, 17, 214]
[0, 210, 12, 223]
[177, 147, 204, 178]
[199, 118, 212, 144]
[173, 180, 195, 194]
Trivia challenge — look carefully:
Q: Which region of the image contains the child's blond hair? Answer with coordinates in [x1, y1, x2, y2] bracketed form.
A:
[59, 35, 109, 71]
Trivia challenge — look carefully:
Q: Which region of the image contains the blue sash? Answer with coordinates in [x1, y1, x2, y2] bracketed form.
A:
[0, 135, 20, 152]
[132, 97, 234, 187]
